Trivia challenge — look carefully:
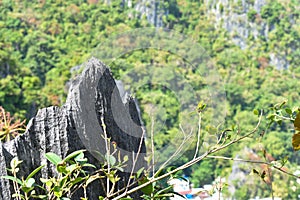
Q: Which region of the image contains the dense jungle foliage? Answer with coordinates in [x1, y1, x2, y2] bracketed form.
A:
[1, 0, 300, 198]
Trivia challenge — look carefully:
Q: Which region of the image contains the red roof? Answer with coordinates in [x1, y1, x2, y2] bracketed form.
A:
[178, 190, 192, 195]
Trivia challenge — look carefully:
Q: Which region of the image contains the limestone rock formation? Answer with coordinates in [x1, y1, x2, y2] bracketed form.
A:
[0, 57, 146, 199]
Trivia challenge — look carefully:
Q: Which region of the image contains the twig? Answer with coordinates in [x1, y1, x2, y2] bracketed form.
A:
[206, 155, 269, 164]
[125, 127, 146, 193]
[150, 115, 155, 177]
[155, 126, 193, 176]
[194, 112, 202, 159]
[112, 151, 211, 200]
[273, 165, 300, 179]
[206, 155, 300, 180]
[101, 116, 111, 197]
[113, 111, 263, 200]
[12, 170, 21, 200]
[210, 111, 263, 155]
[274, 114, 292, 121]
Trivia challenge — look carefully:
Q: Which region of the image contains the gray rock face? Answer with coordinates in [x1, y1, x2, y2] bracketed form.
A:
[0, 57, 146, 199]
[205, 0, 267, 50]
[134, 0, 166, 27]
[204, 0, 292, 69]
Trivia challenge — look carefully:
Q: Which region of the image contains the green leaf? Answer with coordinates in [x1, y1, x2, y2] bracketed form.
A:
[74, 152, 85, 161]
[76, 158, 88, 165]
[12, 193, 24, 199]
[86, 175, 99, 186]
[253, 109, 259, 115]
[285, 108, 292, 115]
[26, 165, 44, 182]
[279, 100, 287, 108]
[266, 114, 275, 120]
[75, 157, 87, 165]
[32, 195, 48, 199]
[275, 118, 282, 125]
[39, 178, 48, 183]
[115, 166, 124, 172]
[197, 101, 206, 113]
[21, 186, 33, 194]
[40, 178, 53, 189]
[136, 167, 144, 179]
[292, 132, 300, 151]
[154, 185, 173, 196]
[1, 175, 22, 185]
[70, 177, 85, 185]
[53, 186, 62, 197]
[82, 163, 96, 168]
[25, 178, 35, 188]
[123, 155, 129, 162]
[280, 156, 288, 167]
[105, 155, 116, 166]
[10, 157, 23, 170]
[56, 162, 67, 174]
[60, 176, 68, 188]
[107, 172, 120, 184]
[63, 150, 85, 163]
[138, 176, 153, 195]
[154, 168, 164, 178]
[45, 153, 62, 166]
[66, 164, 77, 173]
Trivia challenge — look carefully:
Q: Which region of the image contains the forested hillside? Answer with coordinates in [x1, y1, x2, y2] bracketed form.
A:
[1, 0, 300, 198]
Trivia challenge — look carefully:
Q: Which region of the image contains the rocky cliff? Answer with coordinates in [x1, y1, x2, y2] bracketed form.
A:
[0, 57, 146, 199]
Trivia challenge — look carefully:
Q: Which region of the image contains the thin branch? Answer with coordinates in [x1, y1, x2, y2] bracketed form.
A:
[206, 155, 300, 180]
[274, 114, 292, 121]
[150, 115, 155, 177]
[155, 126, 193, 176]
[112, 151, 210, 200]
[206, 155, 269, 164]
[101, 116, 111, 197]
[210, 111, 263, 155]
[125, 127, 146, 193]
[273, 165, 300, 179]
[12, 170, 21, 200]
[217, 129, 232, 146]
[194, 112, 202, 159]
[113, 111, 264, 200]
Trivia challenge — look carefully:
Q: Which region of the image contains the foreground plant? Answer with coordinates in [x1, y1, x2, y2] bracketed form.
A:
[266, 101, 300, 151]
[2, 150, 98, 200]
[0, 106, 26, 142]
[1, 157, 44, 200]
[2, 101, 300, 199]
